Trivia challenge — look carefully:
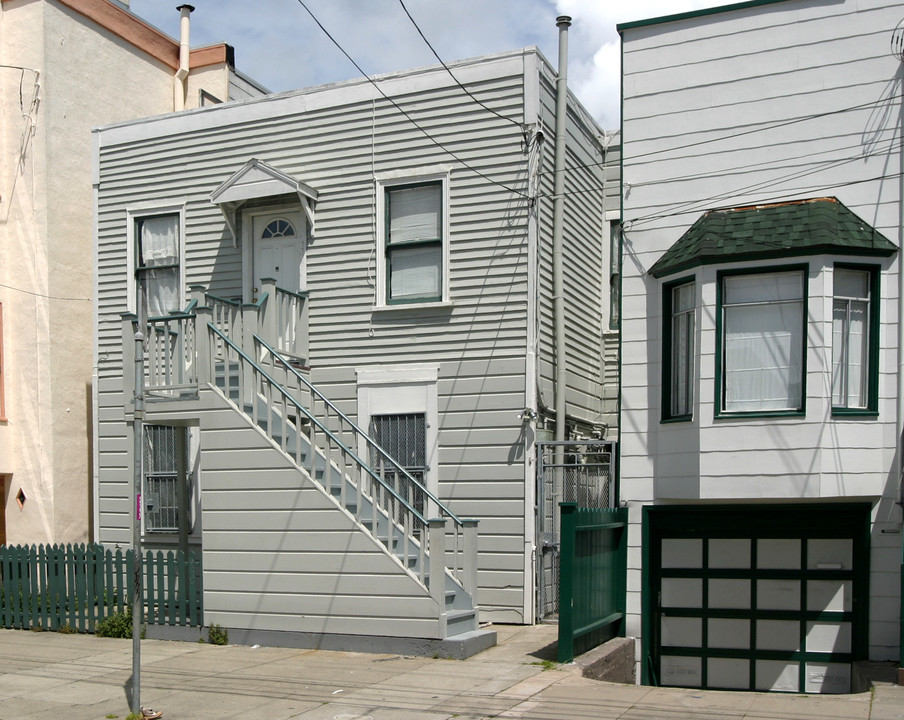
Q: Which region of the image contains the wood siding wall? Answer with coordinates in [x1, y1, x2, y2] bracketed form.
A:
[94, 50, 611, 624]
[620, 0, 903, 662]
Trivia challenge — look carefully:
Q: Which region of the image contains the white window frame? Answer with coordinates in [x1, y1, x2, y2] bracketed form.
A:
[126, 203, 186, 316]
[356, 365, 439, 508]
[374, 168, 451, 309]
[831, 265, 875, 412]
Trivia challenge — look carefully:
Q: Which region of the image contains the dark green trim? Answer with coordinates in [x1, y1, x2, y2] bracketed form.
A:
[652, 245, 894, 280]
[645, 503, 871, 691]
[641, 507, 654, 686]
[661, 275, 695, 423]
[617, 0, 793, 33]
[714, 264, 808, 419]
[384, 180, 443, 306]
[831, 263, 881, 416]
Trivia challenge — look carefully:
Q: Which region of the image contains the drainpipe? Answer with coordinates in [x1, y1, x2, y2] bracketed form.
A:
[173, 4, 194, 111]
[553, 16, 570, 452]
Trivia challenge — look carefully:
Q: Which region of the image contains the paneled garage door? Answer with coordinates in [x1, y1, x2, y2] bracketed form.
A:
[645, 505, 869, 693]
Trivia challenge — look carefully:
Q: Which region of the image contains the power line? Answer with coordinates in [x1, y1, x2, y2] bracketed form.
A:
[0, 282, 90, 302]
[541, 92, 903, 178]
[293, 0, 529, 199]
[625, 171, 902, 229]
[396, 0, 524, 132]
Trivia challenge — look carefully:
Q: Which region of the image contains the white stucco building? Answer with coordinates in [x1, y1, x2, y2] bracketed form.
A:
[0, 0, 265, 545]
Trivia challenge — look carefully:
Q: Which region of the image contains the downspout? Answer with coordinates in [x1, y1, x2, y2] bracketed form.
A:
[173, 4, 194, 111]
[553, 16, 570, 451]
[898, 52, 904, 685]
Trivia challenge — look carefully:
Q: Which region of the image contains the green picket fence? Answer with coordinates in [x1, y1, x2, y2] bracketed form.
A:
[557, 503, 627, 663]
[0, 543, 203, 632]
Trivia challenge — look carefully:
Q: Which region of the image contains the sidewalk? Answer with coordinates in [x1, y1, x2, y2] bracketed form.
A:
[1, 624, 902, 719]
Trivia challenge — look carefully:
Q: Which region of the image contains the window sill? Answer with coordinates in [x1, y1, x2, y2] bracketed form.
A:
[372, 301, 454, 314]
[661, 414, 693, 424]
[715, 409, 806, 420]
[831, 409, 879, 418]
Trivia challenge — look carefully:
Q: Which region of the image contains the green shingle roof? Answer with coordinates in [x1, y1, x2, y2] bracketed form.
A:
[648, 197, 898, 278]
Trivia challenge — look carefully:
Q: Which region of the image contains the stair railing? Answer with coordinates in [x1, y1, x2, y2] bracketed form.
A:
[198, 315, 477, 602]
[253, 334, 478, 599]
[123, 306, 197, 398]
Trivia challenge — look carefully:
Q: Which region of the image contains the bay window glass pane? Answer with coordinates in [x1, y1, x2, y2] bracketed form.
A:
[723, 271, 803, 412]
[832, 268, 870, 409]
[671, 282, 694, 417]
[389, 244, 441, 301]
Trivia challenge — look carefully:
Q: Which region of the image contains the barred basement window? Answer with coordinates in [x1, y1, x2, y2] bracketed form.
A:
[369, 413, 427, 515]
[143, 424, 188, 533]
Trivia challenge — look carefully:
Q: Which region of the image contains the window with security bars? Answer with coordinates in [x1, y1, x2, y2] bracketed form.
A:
[369, 413, 427, 515]
[144, 424, 188, 533]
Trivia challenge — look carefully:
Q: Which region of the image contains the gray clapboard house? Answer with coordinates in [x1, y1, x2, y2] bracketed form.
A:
[92, 48, 618, 653]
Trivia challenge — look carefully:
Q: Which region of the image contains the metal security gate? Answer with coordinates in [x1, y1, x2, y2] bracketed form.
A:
[536, 440, 615, 619]
[646, 504, 869, 694]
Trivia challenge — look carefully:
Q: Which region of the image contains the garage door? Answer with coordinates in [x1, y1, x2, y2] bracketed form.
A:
[645, 505, 869, 694]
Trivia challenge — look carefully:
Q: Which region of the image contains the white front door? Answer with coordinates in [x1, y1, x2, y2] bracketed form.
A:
[249, 210, 305, 300]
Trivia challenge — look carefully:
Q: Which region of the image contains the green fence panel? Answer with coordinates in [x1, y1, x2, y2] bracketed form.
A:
[558, 503, 628, 664]
[0, 543, 203, 632]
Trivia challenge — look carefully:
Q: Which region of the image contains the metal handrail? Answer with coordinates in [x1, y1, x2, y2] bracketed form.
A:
[208, 323, 427, 525]
[255, 334, 463, 527]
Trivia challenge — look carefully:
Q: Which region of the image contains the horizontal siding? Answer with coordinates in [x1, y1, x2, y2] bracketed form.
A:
[619, 0, 902, 661]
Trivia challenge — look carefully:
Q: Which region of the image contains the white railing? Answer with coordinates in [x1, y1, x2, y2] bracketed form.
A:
[122, 309, 197, 398]
[197, 317, 478, 602]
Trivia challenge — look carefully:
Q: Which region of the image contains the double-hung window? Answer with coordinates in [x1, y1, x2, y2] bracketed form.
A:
[384, 182, 443, 304]
[662, 280, 695, 421]
[832, 265, 878, 414]
[718, 267, 806, 415]
[135, 214, 181, 318]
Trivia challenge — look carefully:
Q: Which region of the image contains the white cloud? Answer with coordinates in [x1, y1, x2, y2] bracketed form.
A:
[128, 0, 732, 126]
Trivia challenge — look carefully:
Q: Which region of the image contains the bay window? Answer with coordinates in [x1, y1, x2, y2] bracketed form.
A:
[832, 265, 878, 413]
[718, 267, 807, 415]
[662, 278, 695, 421]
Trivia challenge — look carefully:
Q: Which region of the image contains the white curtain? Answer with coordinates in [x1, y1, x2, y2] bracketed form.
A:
[723, 272, 803, 412]
[139, 215, 179, 317]
[832, 269, 869, 408]
[388, 185, 441, 301]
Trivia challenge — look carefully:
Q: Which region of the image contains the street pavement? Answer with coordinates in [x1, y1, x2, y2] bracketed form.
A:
[1, 624, 903, 719]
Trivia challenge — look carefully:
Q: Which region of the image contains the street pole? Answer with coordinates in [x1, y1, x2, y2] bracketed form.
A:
[131, 321, 145, 714]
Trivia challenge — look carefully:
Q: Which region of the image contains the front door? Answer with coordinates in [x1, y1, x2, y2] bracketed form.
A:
[249, 210, 305, 300]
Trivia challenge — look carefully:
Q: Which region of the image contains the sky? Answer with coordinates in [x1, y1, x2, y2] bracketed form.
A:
[128, 0, 731, 129]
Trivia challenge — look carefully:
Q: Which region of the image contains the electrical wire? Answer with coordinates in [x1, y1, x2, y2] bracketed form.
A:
[396, 0, 524, 131]
[0, 281, 90, 302]
[540, 92, 903, 178]
[293, 0, 529, 199]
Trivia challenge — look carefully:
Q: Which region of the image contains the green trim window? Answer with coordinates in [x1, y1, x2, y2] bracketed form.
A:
[717, 266, 807, 416]
[135, 213, 180, 318]
[609, 221, 622, 330]
[385, 182, 443, 304]
[832, 265, 879, 414]
[662, 278, 695, 421]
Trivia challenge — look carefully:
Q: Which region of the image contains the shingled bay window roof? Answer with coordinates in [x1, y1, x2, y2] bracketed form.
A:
[649, 197, 897, 278]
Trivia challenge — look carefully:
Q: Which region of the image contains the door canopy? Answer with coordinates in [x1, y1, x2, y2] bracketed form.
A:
[210, 158, 318, 245]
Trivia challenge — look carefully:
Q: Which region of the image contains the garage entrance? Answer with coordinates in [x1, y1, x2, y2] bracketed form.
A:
[644, 504, 869, 693]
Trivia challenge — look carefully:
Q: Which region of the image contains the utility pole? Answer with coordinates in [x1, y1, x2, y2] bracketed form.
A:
[131, 316, 145, 713]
